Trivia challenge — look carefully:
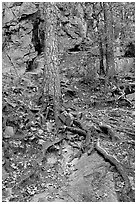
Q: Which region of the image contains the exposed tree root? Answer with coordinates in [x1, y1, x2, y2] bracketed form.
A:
[65, 126, 87, 137]
[42, 136, 65, 156]
[95, 138, 131, 201]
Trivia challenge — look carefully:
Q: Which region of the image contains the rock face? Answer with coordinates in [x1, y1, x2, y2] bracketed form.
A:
[2, 2, 39, 75]
[2, 2, 87, 76]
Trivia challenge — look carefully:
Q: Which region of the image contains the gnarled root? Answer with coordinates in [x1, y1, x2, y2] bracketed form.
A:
[95, 138, 131, 201]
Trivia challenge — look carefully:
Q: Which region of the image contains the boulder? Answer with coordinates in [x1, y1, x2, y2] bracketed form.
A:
[65, 152, 118, 202]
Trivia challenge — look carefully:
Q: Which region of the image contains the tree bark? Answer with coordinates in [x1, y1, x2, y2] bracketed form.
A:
[103, 3, 115, 79]
[99, 39, 105, 75]
[43, 2, 61, 124]
[92, 2, 105, 75]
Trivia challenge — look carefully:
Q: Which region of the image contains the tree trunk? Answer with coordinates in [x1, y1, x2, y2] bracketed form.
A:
[103, 2, 115, 79]
[120, 3, 126, 44]
[43, 2, 61, 124]
[92, 2, 105, 75]
[99, 39, 105, 75]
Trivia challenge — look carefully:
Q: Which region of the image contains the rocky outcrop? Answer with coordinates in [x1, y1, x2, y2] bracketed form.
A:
[2, 2, 89, 76]
[2, 2, 39, 75]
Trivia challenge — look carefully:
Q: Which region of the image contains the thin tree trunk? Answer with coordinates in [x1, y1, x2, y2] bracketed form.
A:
[98, 31, 105, 75]
[93, 2, 105, 75]
[43, 2, 61, 124]
[103, 2, 115, 79]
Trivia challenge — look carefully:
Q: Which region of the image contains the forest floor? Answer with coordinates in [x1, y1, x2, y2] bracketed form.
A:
[2, 52, 135, 202]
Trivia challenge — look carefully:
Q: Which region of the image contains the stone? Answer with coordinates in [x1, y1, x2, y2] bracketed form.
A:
[38, 129, 43, 135]
[46, 153, 58, 165]
[4, 126, 14, 138]
[2, 167, 9, 180]
[19, 2, 38, 15]
[65, 152, 118, 202]
[3, 7, 14, 24]
[52, 198, 65, 202]
[126, 93, 135, 101]
[31, 191, 49, 202]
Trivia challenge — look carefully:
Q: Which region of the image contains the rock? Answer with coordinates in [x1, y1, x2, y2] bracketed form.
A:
[38, 129, 43, 135]
[2, 167, 9, 180]
[59, 111, 73, 126]
[31, 191, 49, 202]
[3, 2, 37, 76]
[3, 2, 88, 77]
[31, 192, 72, 202]
[2, 187, 13, 201]
[126, 93, 135, 101]
[4, 126, 14, 138]
[128, 176, 135, 190]
[19, 2, 38, 16]
[3, 6, 14, 24]
[38, 139, 45, 145]
[52, 198, 66, 202]
[64, 152, 118, 202]
[46, 122, 53, 133]
[46, 153, 58, 165]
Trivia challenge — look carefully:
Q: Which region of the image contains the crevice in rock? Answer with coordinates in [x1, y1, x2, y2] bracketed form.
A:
[32, 16, 44, 55]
